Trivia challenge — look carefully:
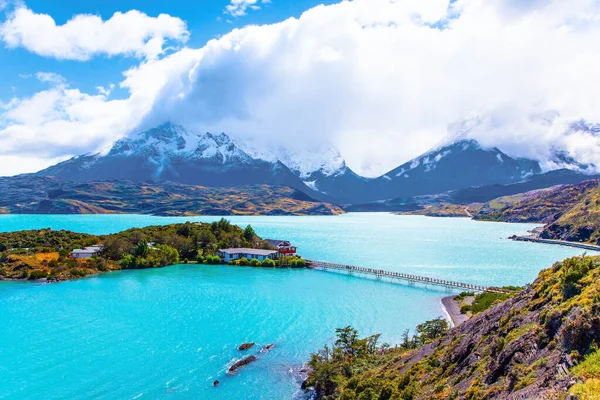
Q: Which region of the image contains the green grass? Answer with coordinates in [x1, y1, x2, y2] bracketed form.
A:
[571, 349, 600, 380]
[462, 291, 514, 314]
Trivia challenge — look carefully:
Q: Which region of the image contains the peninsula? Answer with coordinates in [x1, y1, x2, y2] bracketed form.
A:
[0, 219, 305, 282]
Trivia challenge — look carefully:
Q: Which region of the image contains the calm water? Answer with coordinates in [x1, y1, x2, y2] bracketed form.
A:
[0, 213, 591, 399]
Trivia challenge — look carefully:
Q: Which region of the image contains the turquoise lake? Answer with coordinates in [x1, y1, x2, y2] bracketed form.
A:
[0, 213, 592, 399]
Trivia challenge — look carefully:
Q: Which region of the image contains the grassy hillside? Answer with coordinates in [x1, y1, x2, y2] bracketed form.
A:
[0, 175, 344, 216]
[0, 220, 299, 281]
[305, 255, 600, 399]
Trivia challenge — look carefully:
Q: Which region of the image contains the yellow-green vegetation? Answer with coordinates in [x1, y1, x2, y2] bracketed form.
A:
[459, 289, 518, 315]
[0, 219, 284, 282]
[305, 255, 600, 399]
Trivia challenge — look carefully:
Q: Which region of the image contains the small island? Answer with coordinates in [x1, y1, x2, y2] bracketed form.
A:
[0, 218, 306, 282]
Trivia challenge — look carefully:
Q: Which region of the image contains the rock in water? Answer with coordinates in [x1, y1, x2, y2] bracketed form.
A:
[260, 344, 275, 353]
[212, 380, 220, 387]
[237, 342, 255, 351]
[228, 356, 257, 374]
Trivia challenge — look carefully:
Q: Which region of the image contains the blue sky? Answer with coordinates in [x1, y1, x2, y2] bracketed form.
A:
[0, 0, 338, 100]
[0, 0, 599, 178]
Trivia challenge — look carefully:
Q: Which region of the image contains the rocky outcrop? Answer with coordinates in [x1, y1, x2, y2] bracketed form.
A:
[227, 356, 257, 374]
[260, 344, 275, 353]
[237, 343, 255, 351]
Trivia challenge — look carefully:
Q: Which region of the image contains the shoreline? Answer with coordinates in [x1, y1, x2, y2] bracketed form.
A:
[510, 235, 600, 252]
[441, 295, 468, 327]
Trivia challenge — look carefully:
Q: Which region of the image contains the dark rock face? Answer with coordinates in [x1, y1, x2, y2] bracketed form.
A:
[237, 343, 255, 351]
[227, 356, 257, 374]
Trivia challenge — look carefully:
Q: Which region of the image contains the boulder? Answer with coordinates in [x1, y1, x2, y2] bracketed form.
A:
[237, 342, 255, 351]
[212, 380, 220, 387]
[228, 356, 257, 374]
[260, 344, 275, 353]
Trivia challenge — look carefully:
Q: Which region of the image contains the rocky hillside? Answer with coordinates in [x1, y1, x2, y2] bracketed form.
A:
[305, 255, 600, 399]
[0, 175, 344, 216]
[541, 183, 600, 244]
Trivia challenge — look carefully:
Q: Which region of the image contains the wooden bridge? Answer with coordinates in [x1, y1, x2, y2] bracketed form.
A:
[308, 260, 510, 294]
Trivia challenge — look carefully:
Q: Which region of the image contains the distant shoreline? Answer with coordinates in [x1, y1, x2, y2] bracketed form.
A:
[510, 235, 600, 252]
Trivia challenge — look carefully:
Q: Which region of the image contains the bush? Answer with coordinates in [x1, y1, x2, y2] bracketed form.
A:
[238, 257, 250, 266]
[262, 258, 276, 268]
[249, 258, 262, 267]
[28, 269, 48, 280]
[289, 258, 307, 268]
[205, 255, 221, 265]
[69, 268, 87, 277]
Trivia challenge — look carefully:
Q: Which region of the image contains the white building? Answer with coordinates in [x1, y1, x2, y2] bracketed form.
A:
[71, 245, 103, 259]
[217, 248, 278, 263]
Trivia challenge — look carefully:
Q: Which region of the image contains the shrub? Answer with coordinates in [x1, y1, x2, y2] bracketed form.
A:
[249, 258, 261, 267]
[28, 269, 48, 280]
[205, 255, 221, 265]
[69, 268, 87, 277]
[238, 257, 250, 266]
[262, 259, 276, 268]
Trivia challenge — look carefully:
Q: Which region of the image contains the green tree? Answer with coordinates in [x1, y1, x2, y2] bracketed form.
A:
[335, 326, 359, 357]
[133, 240, 148, 258]
[243, 225, 256, 242]
[414, 318, 449, 345]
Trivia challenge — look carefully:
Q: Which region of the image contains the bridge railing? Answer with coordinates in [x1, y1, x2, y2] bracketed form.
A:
[307, 260, 511, 294]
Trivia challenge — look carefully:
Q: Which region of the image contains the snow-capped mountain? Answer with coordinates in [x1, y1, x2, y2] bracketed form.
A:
[351, 138, 543, 203]
[36, 123, 327, 199]
[235, 140, 368, 202]
[34, 121, 597, 206]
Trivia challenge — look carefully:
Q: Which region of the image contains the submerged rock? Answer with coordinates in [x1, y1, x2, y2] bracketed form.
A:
[260, 344, 275, 353]
[212, 380, 220, 387]
[227, 356, 257, 374]
[237, 342, 255, 351]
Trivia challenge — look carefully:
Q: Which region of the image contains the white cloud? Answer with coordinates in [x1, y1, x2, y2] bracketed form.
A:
[0, 7, 189, 60]
[143, 0, 600, 175]
[225, 0, 268, 17]
[3, 0, 600, 177]
[35, 72, 65, 85]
